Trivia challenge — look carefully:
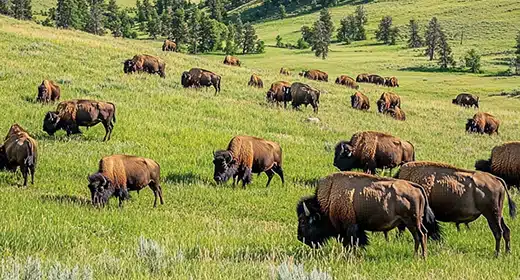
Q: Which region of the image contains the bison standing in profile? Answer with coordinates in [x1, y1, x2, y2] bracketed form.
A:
[266, 81, 291, 107]
[397, 161, 516, 256]
[43, 99, 116, 141]
[290, 82, 320, 113]
[181, 68, 221, 95]
[475, 142, 520, 189]
[466, 112, 500, 135]
[356, 73, 370, 83]
[280, 68, 291, 75]
[123, 54, 166, 78]
[453, 93, 479, 108]
[162, 39, 176, 51]
[297, 172, 436, 257]
[0, 124, 37, 187]
[350, 92, 370, 111]
[37, 80, 61, 103]
[334, 131, 414, 174]
[376, 92, 401, 113]
[335, 75, 359, 89]
[299, 70, 328, 82]
[223, 55, 241, 66]
[248, 74, 263, 88]
[384, 76, 399, 87]
[368, 74, 385, 85]
[88, 154, 163, 207]
[213, 135, 284, 188]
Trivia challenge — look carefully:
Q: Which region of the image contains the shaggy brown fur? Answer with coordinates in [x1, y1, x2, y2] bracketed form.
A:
[335, 75, 359, 89]
[356, 73, 370, 83]
[368, 74, 385, 85]
[350, 92, 370, 111]
[376, 92, 401, 113]
[248, 74, 263, 88]
[88, 154, 163, 207]
[452, 93, 479, 108]
[129, 54, 166, 78]
[475, 142, 520, 189]
[223, 55, 241, 66]
[290, 82, 320, 113]
[0, 124, 37, 187]
[384, 76, 399, 87]
[37, 80, 61, 103]
[266, 81, 291, 107]
[300, 70, 328, 82]
[383, 107, 406, 121]
[280, 68, 291, 75]
[467, 112, 499, 135]
[181, 68, 221, 94]
[162, 39, 176, 51]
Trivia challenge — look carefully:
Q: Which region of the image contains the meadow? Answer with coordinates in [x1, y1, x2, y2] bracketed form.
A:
[1, 0, 520, 277]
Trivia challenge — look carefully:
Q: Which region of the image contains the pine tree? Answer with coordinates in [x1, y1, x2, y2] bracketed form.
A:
[160, 11, 171, 36]
[437, 30, 454, 69]
[224, 24, 236, 55]
[276, 34, 283, 47]
[187, 7, 200, 54]
[425, 17, 441, 61]
[105, 0, 121, 36]
[354, 5, 367, 40]
[337, 15, 355, 44]
[311, 9, 333, 59]
[242, 22, 257, 54]
[141, 0, 151, 19]
[279, 4, 286, 19]
[375, 16, 392, 44]
[147, 9, 160, 38]
[55, 0, 72, 27]
[11, 0, 32, 19]
[255, 40, 265, 53]
[0, 0, 10, 15]
[119, 9, 136, 38]
[407, 19, 423, 48]
[85, 0, 105, 35]
[464, 49, 481, 73]
[171, 8, 188, 47]
[234, 17, 243, 51]
[207, 0, 223, 22]
[388, 26, 399, 45]
[301, 25, 314, 45]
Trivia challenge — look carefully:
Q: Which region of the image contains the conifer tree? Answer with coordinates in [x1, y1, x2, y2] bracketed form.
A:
[407, 19, 423, 48]
[425, 16, 441, 60]
[437, 30, 454, 69]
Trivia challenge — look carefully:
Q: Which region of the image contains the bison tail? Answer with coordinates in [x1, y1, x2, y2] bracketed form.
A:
[497, 176, 517, 219]
[110, 102, 117, 124]
[412, 182, 442, 241]
[24, 140, 35, 169]
[474, 159, 491, 172]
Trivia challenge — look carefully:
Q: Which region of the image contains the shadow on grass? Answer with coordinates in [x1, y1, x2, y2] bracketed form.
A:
[482, 71, 516, 77]
[33, 132, 100, 142]
[488, 89, 520, 98]
[292, 177, 319, 188]
[40, 194, 91, 206]
[165, 172, 210, 185]
[399, 66, 468, 73]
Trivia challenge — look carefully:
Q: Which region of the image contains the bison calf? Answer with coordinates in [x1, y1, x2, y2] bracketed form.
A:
[37, 80, 60, 103]
[0, 124, 37, 187]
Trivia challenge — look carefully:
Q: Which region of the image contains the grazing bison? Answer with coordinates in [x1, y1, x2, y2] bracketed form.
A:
[356, 73, 370, 83]
[290, 82, 320, 113]
[334, 131, 414, 174]
[248, 74, 263, 88]
[87, 154, 163, 207]
[297, 172, 436, 257]
[466, 112, 499, 135]
[123, 54, 166, 78]
[213, 135, 284, 188]
[476, 142, 520, 189]
[162, 39, 176, 51]
[335, 75, 359, 89]
[223, 55, 241, 66]
[181, 68, 221, 95]
[383, 107, 406, 121]
[376, 92, 401, 113]
[453, 93, 479, 108]
[396, 161, 516, 256]
[266, 81, 291, 107]
[350, 92, 370, 111]
[368, 74, 385, 85]
[280, 68, 291, 75]
[43, 99, 116, 141]
[384, 76, 399, 87]
[299, 70, 328, 82]
[0, 124, 37, 187]
[37, 80, 60, 103]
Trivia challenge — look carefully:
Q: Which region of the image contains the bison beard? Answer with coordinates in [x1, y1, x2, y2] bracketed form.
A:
[213, 150, 252, 185]
[88, 173, 115, 207]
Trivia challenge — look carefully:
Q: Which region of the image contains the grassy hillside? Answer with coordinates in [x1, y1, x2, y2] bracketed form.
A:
[0, 2, 520, 278]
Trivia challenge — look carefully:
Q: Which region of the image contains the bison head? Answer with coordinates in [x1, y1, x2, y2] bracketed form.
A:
[37, 84, 48, 102]
[282, 86, 292, 101]
[213, 150, 238, 184]
[452, 98, 458, 104]
[333, 141, 358, 171]
[123, 59, 135, 74]
[43, 111, 60, 136]
[266, 91, 274, 102]
[296, 196, 334, 247]
[87, 173, 115, 207]
[376, 99, 387, 113]
[466, 119, 477, 133]
[181, 71, 191, 88]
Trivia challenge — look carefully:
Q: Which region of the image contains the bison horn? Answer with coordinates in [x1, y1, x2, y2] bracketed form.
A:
[303, 202, 310, 217]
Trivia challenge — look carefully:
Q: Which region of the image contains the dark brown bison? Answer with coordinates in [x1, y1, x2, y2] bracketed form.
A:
[476, 142, 520, 189]
[248, 74, 263, 88]
[299, 70, 328, 82]
[290, 82, 320, 113]
[335, 75, 359, 89]
[223, 55, 241, 66]
[162, 39, 176, 51]
[466, 112, 499, 135]
[87, 154, 163, 207]
[350, 92, 370, 111]
[280, 68, 291, 75]
[0, 124, 37, 187]
[37, 80, 60, 103]
[383, 107, 406, 121]
[396, 161, 516, 256]
[123, 54, 166, 78]
[213, 135, 284, 188]
[453, 93, 479, 108]
[376, 92, 401, 113]
[368, 74, 385, 85]
[334, 131, 415, 174]
[297, 172, 436, 257]
[266, 81, 291, 107]
[356, 73, 370, 83]
[181, 68, 221, 95]
[43, 99, 116, 141]
[384, 76, 399, 87]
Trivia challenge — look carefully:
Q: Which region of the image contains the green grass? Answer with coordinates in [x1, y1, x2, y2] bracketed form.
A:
[1, 0, 520, 277]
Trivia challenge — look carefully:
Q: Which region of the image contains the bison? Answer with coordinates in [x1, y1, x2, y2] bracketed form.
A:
[453, 93, 479, 108]
[162, 39, 176, 51]
[290, 82, 320, 113]
[297, 172, 436, 257]
[280, 68, 291, 75]
[356, 73, 370, 83]
[368, 74, 385, 85]
[123, 54, 166, 78]
[181, 68, 221, 95]
[0, 124, 37, 187]
[299, 70, 328, 82]
[334, 131, 414, 174]
[350, 92, 370, 111]
[335, 75, 359, 89]
[466, 112, 499, 135]
[376, 92, 401, 113]
[383, 107, 406, 121]
[384, 76, 399, 87]
[396, 161, 516, 256]
[248, 74, 263, 88]
[213, 135, 284, 188]
[223, 55, 241, 66]
[476, 142, 520, 189]
[266, 81, 291, 107]
[43, 99, 116, 141]
[87, 154, 163, 207]
[37, 80, 60, 103]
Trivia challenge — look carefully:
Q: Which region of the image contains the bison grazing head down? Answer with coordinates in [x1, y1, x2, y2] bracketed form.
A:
[37, 84, 49, 102]
[283, 86, 292, 101]
[42, 111, 60, 135]
[376, 99, 386, 113]
[213, 150, 238, 184]
[333, 141, 357, 171]
[466, 119, 477, 133]
[88, 173, 116, 207]
[123, 59, 135, 74]
[296, 197, 335, 247]
[181, 71, 191, 88]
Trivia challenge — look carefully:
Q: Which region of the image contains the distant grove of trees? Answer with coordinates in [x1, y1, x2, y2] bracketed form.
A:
[0, 0, 32, 20]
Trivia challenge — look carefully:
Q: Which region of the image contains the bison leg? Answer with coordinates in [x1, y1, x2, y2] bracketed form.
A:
[265, 169, 275, 188]
[102, 122, 113, 141]
[240, 168, 252, 189]
[456, 223, 461, 232]
[21, 165, 29, 187]
[500, 217, 511, 253]
[273, 165, 285, 185]
[383, 231, 389, 242]
[30, 165, 35, 185]
[149, 182, 164, 208]
[484, 212, 503, 256]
